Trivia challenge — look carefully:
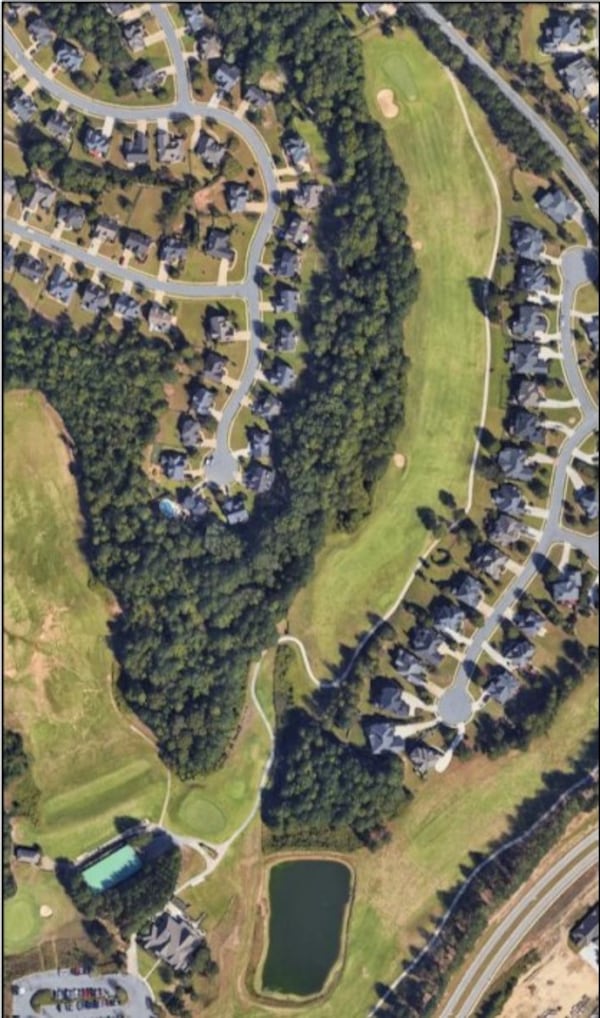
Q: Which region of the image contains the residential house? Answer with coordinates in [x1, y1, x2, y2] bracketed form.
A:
[450, 572, 484, 610]
[94, 216, 120, 244]
[82, 282, 110, 314]
[3, 243, 15, 273]
[182, 3, 204, 35]
[46, 265, 77, 305]
[266, 359, 296, 390]
[512, 607, 545, 637]
[213, 61, 241, 95]
[156, 129, 186, 165]
[83, 126, 110, 160]
[273, 286, 300, 314]
[409, 626, 445, 668]
[160, 450, 187, 481]
[485, 668, 520, 705]
[511, 222, 544, 261]
[178, 415, 202, 450]
[57, 201, 86, 231]
[3, 173, 17, 201]
[283, 213, 311, 248]
[248, 427, 271, 461]
[55, 40, 84, 73]
[195, 131, 227, 170]
[122, 130, 149, 167]
[27, 16, 55, 47]
[190, 386, 215, 416]
[370, 679, 410, 719]
[252, 389, 282, 421]
[470, 542, 508, 582]
[273, 247, 300, 279]
[570, 904, 599, 949]
[283, 133, 310, 169]
[497, 444, 535, 482]
[148, 302, 173, 333]
[511, 378, 544, 408]
[542, 14, 582, 53]
[223, 494, 249, 525]
[367, 722, 405, 756]
[113, 293, 142, 321]
[140, 911, 204, 973]
[205, 228, 234, 263]
[408, 742, 441, 776]
[516, 260, 550, 295]
[205, 311, 234, 342]
[123, 229, 152, 261]
[506, 407, 545, 445]
[502, 636, 535, 669]
[575, 484, 599, 521]
[274, 321, 299, 353]
[18, 253, 46, 283]
[29, 180, 56, 213]
[560, 57, 597, 101]
[488, 482, 525, 517]
[294, 181, 324, 210]
[197, 30, 222, 60]
[508, 342, 548, 378]
[586, 96, 598, 131]
[537, 187, 577, 224]
[552, 566, 583, 607]
[244, 461, 275, 495]
[225, 181, 250, 214]
[510, 304, 548, 340]
[160, 235, 187, 267]
[244, 84, 271, 109]
[8, 89, 36, 122]
[203, 350, 227, 382]
[122, 19, 146, 53]
[104, 2, 132, 15]
[584, 316, 598, 353]
[485, 512, 527, 547]
[45, 110, 72, 144]
[14, 845, 41, 866]
[129, 61, 161, 92]
[362, 2, 385, 17]
[181, 491, 209, 520]
[430, 597, 466, 635]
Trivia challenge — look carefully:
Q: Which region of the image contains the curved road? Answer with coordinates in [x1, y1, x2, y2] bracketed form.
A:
[417, 3, 599, 221]
[439, 828, 599, 1018]
[5, 11, 281, 487]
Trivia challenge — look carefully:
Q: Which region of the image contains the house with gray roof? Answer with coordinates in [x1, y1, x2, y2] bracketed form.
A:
[197, 30, 222, 60]
[18, 253, 46, 283]
[55, 40, 84, 73]
[46, 110, 72, 144]
[491, 482, 525, 517]
[156, 129, 186, 165]
[129, 60, 161, 92]
[9, 89, 36, 122]
[122, 19, 146, 52]
[587, 96, 598, 131]
[510, 304, 548, 340]
[502, 636, 535, 669]
[393, 647, 427, 684]
[179, 415, 202, 450]
[57, 201, 86, 231]
[182, 3, 204, 35]
[552, 566, 583, 606]
[94, 216, 120, 243]
[140, 911, 204, 973]
[408, 742, 441, 776]
[223, 494, 249, 525]
[205, 311, 234, 342]
[508, 342, 548, 378]
[294, 181, 324, 210]
[450, 572, 484, 610]
[82, 282, 110, 314]
[160, 450, 187, 481]
[248, 427, 271, 461]
[190, 386, 215, 416]
[14, 844, 42, 866]
[470, 542, 508, 581]
[213, 61, 240, 95]
[584, 316, 598, 353]
[203, 350, 227, 382]
[511, 222, 544, 261]
[123, 229, 152, 262]
[537, 187, 577, 224]
[27, 16, 54, 47]
[245, 84, 271, 109]
[516, 260, 550, 295]
[29, 180, 56, 213]
[575, 484, 599, 521]
[46, 265, 77, 305]
[4, 244, 15, 273]
[122, 130, 149, 167]
[283, 213, 312, 248]
[367, 722, 405, 756]
[113, 292, 141, 320]
[506, 407, 545, 445]
[205, 228, 234, 263]
[486, 512, 527, 547]
[430, 597, 466, 635]
[252, 389, 282, 421]
[371, 679, 410, 719]
[497, 444, 535, 482]
[266, 359, 296, 390]
[283, 133, 310, 169]
[560, 57, 597, 101]
[245, 461, 275, 495]
[273, 247, 300, 279]
[513, 607, 545, 637]
[409, 626, 445, 668]
[511, 378, 544, 408]
[273, 286, 300, 314]
[182, 491, 209, 521]
[195, 131, 227, 169]
[542, 13, 581, 53]
[485, 668, 520, 705]
[148, 302, 173, 333]
[274, 321, 299, 353]
[160, 235, 187, 267]
[570, 903, 599, 950]
[225, 181, 249, 213]
[83, 126, 110, 159]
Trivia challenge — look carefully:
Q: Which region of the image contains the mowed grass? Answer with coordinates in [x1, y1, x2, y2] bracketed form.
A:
[4, 866, 81, 957]
[4, 390, 167, 859]
[288, 28, 496, 674]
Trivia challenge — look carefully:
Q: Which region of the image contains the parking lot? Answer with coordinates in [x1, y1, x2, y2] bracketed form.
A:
[10, 970, 154, 1018]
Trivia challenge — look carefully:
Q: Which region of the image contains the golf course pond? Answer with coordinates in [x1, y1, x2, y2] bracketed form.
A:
[260, 857, 353, 999]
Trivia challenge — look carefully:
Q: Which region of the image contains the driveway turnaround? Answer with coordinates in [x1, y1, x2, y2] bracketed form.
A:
[4, 16, 281, 488]
[11, 970, 154, 1018]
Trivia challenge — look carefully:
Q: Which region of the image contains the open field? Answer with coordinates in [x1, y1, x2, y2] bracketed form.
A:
[4, 390, 167, 861]
[287, 28, 496, 675]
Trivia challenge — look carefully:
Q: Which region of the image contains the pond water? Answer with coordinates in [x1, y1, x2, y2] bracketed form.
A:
[261, 859, 351, 997]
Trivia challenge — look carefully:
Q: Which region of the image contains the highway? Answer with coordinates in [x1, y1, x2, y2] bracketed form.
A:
[417, 3, 599, 221]
[438, 828, 599, 1018]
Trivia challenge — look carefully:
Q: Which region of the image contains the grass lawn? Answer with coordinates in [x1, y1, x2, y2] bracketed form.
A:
[4, 865, 82, 957]
[4, 139, 28, 176]
[574, 283, 599, 316]
[4, 390, 168, 860]
[287, 28, 497, 673]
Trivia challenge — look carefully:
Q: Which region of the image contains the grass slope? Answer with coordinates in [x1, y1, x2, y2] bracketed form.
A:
[4, 390, 167, 860]
[288, 28, 496, 674]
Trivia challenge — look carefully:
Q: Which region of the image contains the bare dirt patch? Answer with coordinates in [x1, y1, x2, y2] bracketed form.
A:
[259, 69, 286, 94]
[193, 179, 224, 213]
[377, 88, 399, 119]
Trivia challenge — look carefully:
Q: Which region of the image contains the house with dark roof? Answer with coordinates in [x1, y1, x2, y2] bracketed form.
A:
[225, 181, 249, 213]
[94, 216, 120, 243]
[586, 95, 598, 131]
[409, 626, 445, 668]
[182, 491, 209, 521]
[491, 482, 525, 517]
[18, 253, 46, 283]
[470, 542, 508, 581]
[542, 13, 581, 53]
[129, 60, 161, 92]
[485, 668, 520, 705]
[560, 57, 596, 101]
[82, 282, 110, 314]
[182, 3, 204, 35]
[430, 597, 466, 635]
[497, 444, 535, 482]
[367, 722, 405, 756]
[46, 265, 77, 305]
[510, 304, 548, 340]
[506, 407, 545, 445]
[113, 292, 142, 320]
[9, 89, 37, 122]
[516, 260, 550, 295]
[513, 607, 545, 637]
[156, 129, 186, 165]
[245, 461, 275, 495]
[14, 844, 41, 866]
[140, 911, 204, 973]
[190, 386, 215, 416]
[46, 110, 72, 144]
[55, 40, 84, 73]
[248, 427, 271, 460]
[393, 647, 428, 683]
[122, 19, 146, 52]
[245, 84, 271, 109]
[537, 187, 577, 224]
[486, 512, 527, 547]
[214, 61, 240, 94]
[148, 302, 173, 333]
[178, 415, 202, 450]
[502, 636, 535, 669]
[205, 311, 234, 342]
[160, 235, 187, 267]
[508, 343, 548, 378]
[223, 494, 249, 525]
[123, 229, 152, 261]
[203, 350, 227, 382]
[205, 228, 234, 263]
[195, 132, 227, 169]
[450, 572, 484, 610]
[408, 742, 441, 776]
[27, 16, 54, 47]
[197, 30, 222, 60]
[283, 133, 310, 169]
[371, 679, 410, 719]
[57, 201, 86, 231]
[584, 316, 598, 353]
[252, 389, 282, 421]
[283, 213, 312, 248]
[570, 903, 599, 949]
[160, 450, 187, 481]
[511, 222, 545, 261]
[83, 126, 110, 159]
[511, 378, 544, 408]
[552, 566, 583, 606]
[274, 321, 299, 353]
[294, 181, 324, 210]
[4, 243, 15, 273]
[273, 247, 300, 279]
[29, 180, 56, 213]
[266, 359, 296, 390]
[575, 484, 599, 521]
[122, 130, 149, 166]
[273, 286, 300, 314]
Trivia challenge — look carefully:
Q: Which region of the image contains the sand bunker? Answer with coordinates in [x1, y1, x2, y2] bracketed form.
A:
[40, 905, 53, 918]
[393, 453, 406, 469]
[377, 89, 399, 119]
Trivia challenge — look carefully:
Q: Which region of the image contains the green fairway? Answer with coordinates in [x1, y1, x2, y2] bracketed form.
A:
[288, 29, 497, 674]
[4, 896, 39, 952]
[4, 865, 81, 956]
[4, 390, 167, 860]
[177, 795, 228, 837]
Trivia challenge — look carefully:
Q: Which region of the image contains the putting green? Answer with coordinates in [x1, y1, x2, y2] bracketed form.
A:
[4, 892, 40, 953]
[381, 51, 418, 101]
[177, 793, 227, 837]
